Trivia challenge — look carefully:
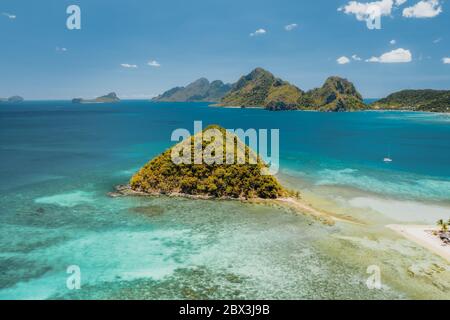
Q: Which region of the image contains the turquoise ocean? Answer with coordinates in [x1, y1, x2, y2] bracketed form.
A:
[1, 101, 449, 299]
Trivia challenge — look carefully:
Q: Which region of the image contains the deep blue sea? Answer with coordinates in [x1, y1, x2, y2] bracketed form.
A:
[1, 100, 449, 299]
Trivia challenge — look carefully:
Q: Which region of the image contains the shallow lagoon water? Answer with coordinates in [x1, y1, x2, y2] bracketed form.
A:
[0, 101, 449, 299]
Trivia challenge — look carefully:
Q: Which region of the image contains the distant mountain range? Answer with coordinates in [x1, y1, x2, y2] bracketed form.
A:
[0, 96, 24, 103]
[154, 68, 366, 111]
[219, 68, 366, 111]
[152, 78, 232, 102]
[153, 68, 449, 112]
[72, 92, 120, 104]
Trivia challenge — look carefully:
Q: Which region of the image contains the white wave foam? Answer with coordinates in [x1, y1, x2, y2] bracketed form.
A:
[316, 168, 450, 201]
[380, 112, 450, 123]
[348, 196, 450, 224]
[35, 191, 95, 207]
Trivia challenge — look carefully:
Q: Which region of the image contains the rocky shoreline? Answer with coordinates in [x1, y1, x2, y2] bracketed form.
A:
[108, 184, 345, 225]
[108, 184, 244, 201]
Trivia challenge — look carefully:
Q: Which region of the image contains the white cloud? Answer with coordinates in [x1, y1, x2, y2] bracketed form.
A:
[250, 28, 267, 37]
[390, 39, 396, 44]
[352, 54, 362, 61]
[2, 12, 16, 19]
[366, 48, 412, 63]
[403, 0, 442, 18]
[433, 37, 442, 43]
[338, 0, 406, 21]
[284, 23, 298, 31]
[56, 47, 68, 53]
[147, 60, 161, 67]
[121, 63, 138, 68]
[443, 57, 450, 64]
[337, 56, 351, 64]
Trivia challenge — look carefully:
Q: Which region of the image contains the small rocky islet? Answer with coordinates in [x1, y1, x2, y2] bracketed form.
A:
[72, 92, 120, 104]
[0, 96, 24, 103]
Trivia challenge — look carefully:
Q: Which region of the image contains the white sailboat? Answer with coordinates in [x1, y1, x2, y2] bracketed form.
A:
[384, 145, 393, 163]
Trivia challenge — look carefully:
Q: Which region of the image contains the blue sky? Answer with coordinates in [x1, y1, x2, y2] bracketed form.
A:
[0, 0, 449, 99]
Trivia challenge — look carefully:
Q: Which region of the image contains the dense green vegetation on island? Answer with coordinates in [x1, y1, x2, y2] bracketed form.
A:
[217, 68, 365, 111]
[219, 68, 304, 109]
[295, 76, 366, 112]
[130, 125, 287, 199]
[72, 92, 120, 104]
[152, 78, 232, 102]
[152, 67, 448, 112]
[151, 68, 365, 111]
[371, 90, 450, 113]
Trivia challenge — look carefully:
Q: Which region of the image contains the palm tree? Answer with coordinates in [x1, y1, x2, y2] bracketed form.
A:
[437, 219, 447, 233]
[443, 223, 449, 233]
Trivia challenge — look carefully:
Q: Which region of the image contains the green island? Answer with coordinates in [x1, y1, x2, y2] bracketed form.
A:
[219, 68, 365, 112]
[152, 78, 231, 103]
[111, 125, 338, 224]
[294, 76, 366, 112]
[153, 68, 450, 113]
[370, 89, 450, 113]
[129, 125, 287, 199]
[155, 68, 366, 111]
[219, 68, 304, 110]
[72, 92, 120, 104]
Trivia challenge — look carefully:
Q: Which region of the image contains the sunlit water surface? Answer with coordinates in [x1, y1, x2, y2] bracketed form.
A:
[1, 101, 449, 299]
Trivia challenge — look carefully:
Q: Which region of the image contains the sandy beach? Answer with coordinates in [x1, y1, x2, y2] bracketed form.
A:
[387, 224, 450, 263]
[275, 197, 365, 225]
